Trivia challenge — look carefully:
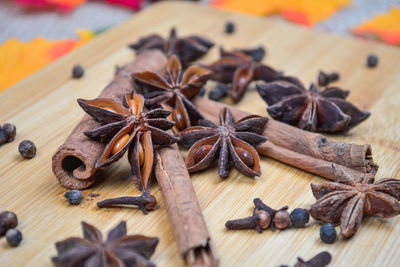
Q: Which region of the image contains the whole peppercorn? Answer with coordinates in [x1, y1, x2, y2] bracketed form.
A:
[320, 224, 337, 244]
[64, 190, 83, 205]
[290, 208, 309, 228]
[273, 210, 291, 230]
[198, 87, 206, 97]
[0, 211, 18, 236]
[72, 64, 85, 78]
[2, 123, 16, 142]
[0, 129, 7, 145]
[18, 140, 36, 159]
[208, 84, 228, 101]
[6, 229, 23, 247]
[225, 21, 235, 34]
[367, 54, 378, 68]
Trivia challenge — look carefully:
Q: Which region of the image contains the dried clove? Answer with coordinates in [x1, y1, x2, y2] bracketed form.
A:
[225, 198, 290, 233]
[97, 193, 157, 214]
[0, 211, 18, 237]
[293, 251, 332, 267]
[18, 140, 36, 159]
[318, 71, 340, 87]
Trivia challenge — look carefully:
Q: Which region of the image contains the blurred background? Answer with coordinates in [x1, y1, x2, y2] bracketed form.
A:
[1, 0, 399, 91]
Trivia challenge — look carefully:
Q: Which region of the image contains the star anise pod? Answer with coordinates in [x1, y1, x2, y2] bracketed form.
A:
[178, 107, 268, 178]
[52, 221, 159, 267]
[257, 77, 370, 133]
[203, 47, 281, 102]
[128, 28, 214, 65]
[308, 164, 400, 238]
[132, 55, 212, 132]
[78, 91, 178, 212]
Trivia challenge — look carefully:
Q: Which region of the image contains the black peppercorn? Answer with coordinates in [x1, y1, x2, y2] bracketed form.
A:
[208, 84, 228, 101]
[367, 54, 378, 68]
[320, 224, 336, 244]
[6, 229, 22, 247]
[2, 123, 16, 142]
[65, 190, 83, 205]
[0, 129, 7, 145]
[0, 211, 18, 236]
[198, 87, 206, 97]
[225, 21, 235, 34]
[18, 140, 36, 159]
[72, 64, 84, 78]
[290, 208, 309, 228]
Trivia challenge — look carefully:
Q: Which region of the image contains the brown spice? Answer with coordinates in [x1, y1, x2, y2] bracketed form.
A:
[52, 221, 159, 267]
[257, 77, 370, 133]
[178, 107, 268, 178]
[132, 55, 211, 132]
[129, 28, 214, 65]
[155, 143, 219, 266]
[203, 47, 283, 102]
[52, 50, 168, 189]
[293, 251, 332, 267]
[193, 96, 378, 181]
[308, 164, 400, 238]
[225, 198, 290, 233]
[0, 211, 18, 237]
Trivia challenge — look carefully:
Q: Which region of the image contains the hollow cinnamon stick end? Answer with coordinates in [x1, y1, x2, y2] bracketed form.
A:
[184, 240, 219, 267]
[52, 147, 97, 189]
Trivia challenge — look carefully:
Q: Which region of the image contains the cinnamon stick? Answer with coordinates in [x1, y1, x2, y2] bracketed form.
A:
[52, 50, 168, 189]
[155, 144, 218, 267]
[193, 97, 378, 181]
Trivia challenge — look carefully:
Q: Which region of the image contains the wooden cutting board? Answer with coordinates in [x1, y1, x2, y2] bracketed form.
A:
[1, 2, 400, 266]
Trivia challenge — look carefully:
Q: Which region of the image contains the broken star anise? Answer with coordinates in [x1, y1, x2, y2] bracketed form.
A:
[308, 164, 400, 238]
[178, 107, 268, 178]
[52, 221, 159, 267]
[128, 28, 214, 65]
[132, 55, 212, 132]
[78, 90, 178, 212]
[257, 78, 370, 133]
[204, 47, 281, 102]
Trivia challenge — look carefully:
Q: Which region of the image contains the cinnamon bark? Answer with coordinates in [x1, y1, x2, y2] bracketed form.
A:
[52, 50, 168, 189]
[155, 144, 218, 267]
[193, 97, 378, 181]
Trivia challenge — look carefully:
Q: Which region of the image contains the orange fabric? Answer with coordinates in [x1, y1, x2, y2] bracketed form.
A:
[0, 29, 94, 92]
[211, 0, 350, 26]
[353, 9, 400, 45]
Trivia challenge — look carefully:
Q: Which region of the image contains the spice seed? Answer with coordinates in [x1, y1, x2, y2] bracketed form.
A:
[72, 64, 85, 78]
[367, 54, 379, 68]
[0, 211, 18, 236]
[2, 123, 16, 142]
[320, 224, 337, 244]
[290, 208, 309, 228]
[18, 140, 36, 159]
[225, 21, 235, 34]
[6, 229, 22, 247]
[64, 190, 83, 205]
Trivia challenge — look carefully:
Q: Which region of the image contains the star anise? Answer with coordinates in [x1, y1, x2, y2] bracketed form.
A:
[257, 78, 370, 133]
[52, 221, 159, 267]
[78, 90, 178, 212]
[128, 28, 214, 65]
[203, 47, 281, 102]
[132, 55, 212, 132]
[178, 107, 268, 178]
[308, 164, 400, 238]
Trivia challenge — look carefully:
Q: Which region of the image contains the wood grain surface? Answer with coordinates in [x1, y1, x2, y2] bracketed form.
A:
[1, 2, 400, 266]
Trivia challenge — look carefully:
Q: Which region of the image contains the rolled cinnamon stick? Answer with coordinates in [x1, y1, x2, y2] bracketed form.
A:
[193, 97, 378, 181]
[52, 50, 168, 189]
[155, 144, 219, 267]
